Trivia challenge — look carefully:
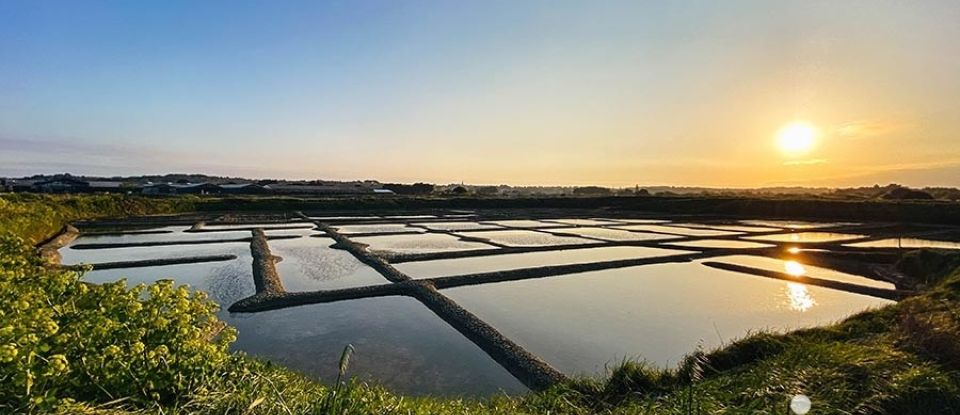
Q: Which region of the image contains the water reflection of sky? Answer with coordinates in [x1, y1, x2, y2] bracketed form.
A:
[443, 262, 892, 376]
[352, 233, 493, 253]
[714, 255, 895, 289]
[746, 232, 867, 243]
[65, 216, 903, 394]
[845, 238, 960, 250]
[785, 282, 816, 312]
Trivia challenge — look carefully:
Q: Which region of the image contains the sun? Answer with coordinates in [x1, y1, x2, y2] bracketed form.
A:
[777, 121, 817, 156]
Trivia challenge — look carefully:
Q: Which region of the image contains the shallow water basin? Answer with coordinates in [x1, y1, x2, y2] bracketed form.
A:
[227, 296, 527, 396]
[334, 223, 426, 234]
[352, 233, 493, 254]
[844, 238, 960, 250]
[394, 246, 690, 279]
[745, 232, 868, 244]
[461, 230, 600, 247]
[269, 237, 388, 291]
[443, 262, 893, 376]
[664, 239, 775, 249]
[708, 254, 896, 289]
[61, 243, 251, 266]
[552, 227, 680, 242]
[611, 224, 742, 237]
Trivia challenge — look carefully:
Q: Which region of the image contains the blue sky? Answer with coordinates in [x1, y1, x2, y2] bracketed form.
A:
[1, 1, 958, 186]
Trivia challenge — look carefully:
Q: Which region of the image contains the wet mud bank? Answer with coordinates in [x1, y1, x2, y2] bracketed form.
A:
[37, 225, 80, 265]
[409, 281, 567, 391]
[68, 254, 239, 271]
[703, 262, 914, 301]
[250, 229, 285, 295]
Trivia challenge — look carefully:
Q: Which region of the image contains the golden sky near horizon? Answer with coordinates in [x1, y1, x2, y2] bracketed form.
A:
[0, 1, 958, 187]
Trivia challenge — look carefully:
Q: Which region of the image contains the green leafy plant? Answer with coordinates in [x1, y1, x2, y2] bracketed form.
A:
[0, 233, 236, 412]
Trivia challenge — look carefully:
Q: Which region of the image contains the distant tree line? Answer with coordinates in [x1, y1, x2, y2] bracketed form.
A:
[382, 182, 435, 195]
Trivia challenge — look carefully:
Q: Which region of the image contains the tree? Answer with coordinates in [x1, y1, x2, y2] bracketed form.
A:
[382, 183, 434, 195]
[572, 186, 611, 196]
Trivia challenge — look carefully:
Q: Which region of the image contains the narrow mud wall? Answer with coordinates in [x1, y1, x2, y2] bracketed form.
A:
[409, 282, 567, 390]
[229, 282, 407, 312]
[251, 229, 285, 295]
[70, 234, 302, 250]
[36, 225, 80, 265]
[703, 262, 912, 300]
[76, 255, 239, 270]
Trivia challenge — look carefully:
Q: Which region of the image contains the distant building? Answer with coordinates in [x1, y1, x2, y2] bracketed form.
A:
[141, 183, 179, 195]
[9, 179, 39, 192]
[142, 182, 269, 195]
[86, 181, 126, 192]
[266, 183, 376, 195]
[219, 183, 267, 194]
[33, 178, 126, 193]
[34, 178, 89, 193]
[7, 177, 399, 196]
[174, 183, 221, 195]
[141, 183, 220, 195]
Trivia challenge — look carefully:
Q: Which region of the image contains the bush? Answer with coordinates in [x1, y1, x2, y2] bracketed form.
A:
[0, 234, 235, 412]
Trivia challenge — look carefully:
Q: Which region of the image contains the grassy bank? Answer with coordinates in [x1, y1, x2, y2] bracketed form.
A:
[2, 194, 960, 413]
[0, 194, 203, 244]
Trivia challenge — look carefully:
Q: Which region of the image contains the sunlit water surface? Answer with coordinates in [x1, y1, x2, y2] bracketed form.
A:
[81, 261, 524, 396]
[334, 223, 426, 234]
[547, 227, 679, 242]
[746, 232, 868, 243]
[844, 238, 960, 250]
[610, 224, 742, 237]
[460, 230, 600, 247]
[664, 239, 775, 249]
[270, 237, 388, 291]
[228, 297, 527, 396]
[443, 262, 892, 376]
[352, 233, 493, 254]
[710, 254, 896, 289]
[63, 216, 901, 395]
[395, 246, 689, 279]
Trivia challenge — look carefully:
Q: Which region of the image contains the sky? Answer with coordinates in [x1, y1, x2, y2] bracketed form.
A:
[1, 0, 958, 188]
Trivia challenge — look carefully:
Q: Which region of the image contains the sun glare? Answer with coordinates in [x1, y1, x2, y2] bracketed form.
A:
[777, 121, 817, 156]
[786, 282, 816, 312]
[784, 260, 807, 277]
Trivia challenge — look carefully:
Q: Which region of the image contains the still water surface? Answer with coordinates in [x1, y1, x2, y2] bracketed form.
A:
[746, 232, 867, 243]
[462, 230, 599, 247]
[270, 237, 388, 291]
[82, 261, 524, 396]
[844, 238, 960, 250]
[444, 262, 892, 376]
[712, 254, 896, 289]
[229, 297, 527, 396]
[65, 216, 900, 395]
[395, 246, 689, 279]
[352, 233, 493, 254]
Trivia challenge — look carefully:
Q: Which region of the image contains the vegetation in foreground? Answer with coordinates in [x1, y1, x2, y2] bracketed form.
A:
[2, 193, 960, 414]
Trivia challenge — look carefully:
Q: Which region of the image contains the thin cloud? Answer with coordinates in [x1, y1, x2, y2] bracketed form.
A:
[832, 118, 912, 139]
[784, 157, 960, 186]
[783, 159, 827, 166]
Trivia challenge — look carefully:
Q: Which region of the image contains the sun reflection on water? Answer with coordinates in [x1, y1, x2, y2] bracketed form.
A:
[784, 260, 807, 276]
[786, 282, 816, 312]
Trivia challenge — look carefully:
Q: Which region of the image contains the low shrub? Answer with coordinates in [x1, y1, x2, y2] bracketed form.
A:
[0, 234, 235, 412]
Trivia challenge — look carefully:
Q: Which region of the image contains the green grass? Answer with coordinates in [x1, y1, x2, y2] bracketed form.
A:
[0, 193, 203, 244]
[3, 194, 960, 414]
